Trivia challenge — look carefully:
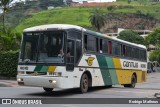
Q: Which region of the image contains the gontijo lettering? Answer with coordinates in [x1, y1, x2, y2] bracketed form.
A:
[123, 61, 138, 68]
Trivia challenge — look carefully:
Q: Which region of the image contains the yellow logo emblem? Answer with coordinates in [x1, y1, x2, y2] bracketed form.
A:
[86, 57, 95, 66]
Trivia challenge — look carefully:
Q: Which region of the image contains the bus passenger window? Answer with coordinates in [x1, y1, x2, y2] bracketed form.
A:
[100, 39, 108, 54]
[96, 38, 99, 52]
[84, 35, 87, 51]
[108, 41, 112, 54]
[103, 40, 108, 54]
[126, 46, 131, 57]
[87, 36, 96, 52]
[136, 49, 139, 59]
[100, 39, 103, 53]
[112, 42, 121, 56]
[123, 45, 126, 56]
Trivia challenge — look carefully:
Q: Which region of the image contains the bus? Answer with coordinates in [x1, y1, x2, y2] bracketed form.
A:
[17, 24, 147, 93]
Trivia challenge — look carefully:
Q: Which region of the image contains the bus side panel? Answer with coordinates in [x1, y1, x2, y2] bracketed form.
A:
[96, 55, 119, 86]
[105, 56, 119, 85]
[135, 70, 142, 83]
[77, 54, 105, 87]
[133, 70, 146, 83]
[123, 70, 133, 84]
[97, 55, 113, 86]
[78, 54, 147, 87]
[113, 58, 147, 84]
[112, 58, 126, 84]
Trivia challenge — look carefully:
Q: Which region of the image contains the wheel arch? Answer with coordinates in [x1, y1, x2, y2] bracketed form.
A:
[132, 72, 137, 83]
[81, 70, 92, 87]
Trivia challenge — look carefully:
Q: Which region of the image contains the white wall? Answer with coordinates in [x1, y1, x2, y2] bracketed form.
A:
[72, 0, 116, 3]
[87, 0, 116, 2]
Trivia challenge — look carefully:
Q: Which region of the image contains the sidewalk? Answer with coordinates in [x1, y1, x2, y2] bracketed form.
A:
[0, 80, 18, 87]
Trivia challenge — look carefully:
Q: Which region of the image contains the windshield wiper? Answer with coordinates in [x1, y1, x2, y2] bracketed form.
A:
[24, 59, 30, 64]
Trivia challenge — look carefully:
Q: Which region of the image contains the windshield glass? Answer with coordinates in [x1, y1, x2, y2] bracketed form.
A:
[20, 31, 65, 63]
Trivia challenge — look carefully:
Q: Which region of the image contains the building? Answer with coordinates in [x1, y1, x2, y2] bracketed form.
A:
[80, 0, 117, 3]
[64, 0, 116, 4]
[107, 28, 152, 38]
[151, 0, 160, 2]
[117, 28, 152, 38]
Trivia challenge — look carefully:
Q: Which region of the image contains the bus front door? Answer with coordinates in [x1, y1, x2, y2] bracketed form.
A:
[66, 39, 75, 71]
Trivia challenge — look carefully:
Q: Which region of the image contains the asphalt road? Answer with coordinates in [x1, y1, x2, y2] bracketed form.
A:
[0, 72, 160, 107]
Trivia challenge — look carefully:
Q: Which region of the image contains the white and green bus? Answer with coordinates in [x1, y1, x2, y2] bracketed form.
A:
[17, 24, 147, 93]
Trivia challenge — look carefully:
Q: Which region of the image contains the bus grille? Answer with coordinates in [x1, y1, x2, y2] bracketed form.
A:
[26, 72, 47, 76]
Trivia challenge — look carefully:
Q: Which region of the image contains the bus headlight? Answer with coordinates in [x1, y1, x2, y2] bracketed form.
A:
[17, 78, 23, 82]
[52, 80, 57, 84]
[49, 80, 57, 84]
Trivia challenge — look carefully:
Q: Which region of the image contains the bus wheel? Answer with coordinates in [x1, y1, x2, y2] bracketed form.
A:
[124, 75, 137, 88]
[80, 73, 89, 93]
[43, 87, 53, 92]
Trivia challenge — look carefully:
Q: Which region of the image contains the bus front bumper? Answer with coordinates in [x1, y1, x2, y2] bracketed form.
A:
[17, 75, 65, 88]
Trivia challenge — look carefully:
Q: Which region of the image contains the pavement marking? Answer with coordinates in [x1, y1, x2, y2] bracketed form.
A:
[100, 89, 160, 94]
[61, 105, 78, 107]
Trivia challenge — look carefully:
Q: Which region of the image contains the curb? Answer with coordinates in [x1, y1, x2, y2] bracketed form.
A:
[0, 80, 18, 87]
[0, 76, 16, 80]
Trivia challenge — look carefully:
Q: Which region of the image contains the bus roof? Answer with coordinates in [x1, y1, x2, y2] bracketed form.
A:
[23, 24, 86, 32]
[24, 24, 146, 49]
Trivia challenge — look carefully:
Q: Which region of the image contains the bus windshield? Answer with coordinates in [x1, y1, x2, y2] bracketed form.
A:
[20, 31, 65, 63]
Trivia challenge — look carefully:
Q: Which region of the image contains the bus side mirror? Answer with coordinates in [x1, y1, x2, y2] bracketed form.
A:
[66, 63, 74, 71]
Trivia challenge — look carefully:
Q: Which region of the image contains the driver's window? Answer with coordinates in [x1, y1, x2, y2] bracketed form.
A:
[66, 39, 75, 64]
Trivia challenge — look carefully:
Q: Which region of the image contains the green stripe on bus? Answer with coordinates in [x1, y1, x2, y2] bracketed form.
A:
[105, 57, 118, 85]
[34, 65, 43, 71]
[40, 66, 48, 72]
[96, 55, 112, 85]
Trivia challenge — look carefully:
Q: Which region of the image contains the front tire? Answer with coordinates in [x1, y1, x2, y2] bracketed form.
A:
[80, 73, 89, 93]
[124, 74, 137, 88]
[43, 87, 53, 92]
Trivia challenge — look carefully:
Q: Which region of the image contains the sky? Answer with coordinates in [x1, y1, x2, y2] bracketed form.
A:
[12, 0, 25, 4]
[0, 0, 116, 11]
[0, 0, 25, 13]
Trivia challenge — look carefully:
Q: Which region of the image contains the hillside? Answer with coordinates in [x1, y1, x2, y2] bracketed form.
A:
[16, 3, 160, 33]
[2, 0, 64, 27]
[16, 7, 91, 32]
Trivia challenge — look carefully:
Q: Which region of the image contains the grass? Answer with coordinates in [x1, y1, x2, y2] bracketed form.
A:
[16, 1, 160, 32]
[16, 7, 93, 32]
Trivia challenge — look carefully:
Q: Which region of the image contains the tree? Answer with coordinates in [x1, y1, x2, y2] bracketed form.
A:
[65, 0, 72, 6]
[149, 50, 160, 63]
[0, 0, 13, 31]
[38, 0, 64, 9]
[89, 8, 106, 32]
[0, 26, 21, 51]
[128, 0, 132, 4]
[137, 0, 148, 5]
[107, 6, 116, 12]
[117, 29, 145, 45]
[145, 27, 160, 46]
[145, 27, 160, 63]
